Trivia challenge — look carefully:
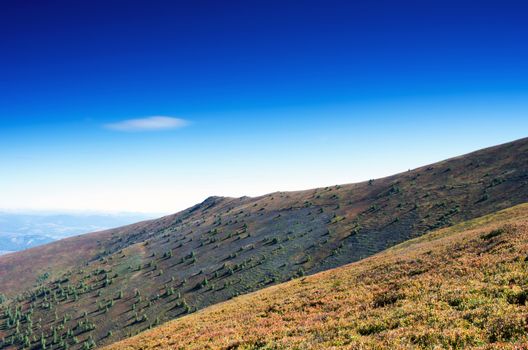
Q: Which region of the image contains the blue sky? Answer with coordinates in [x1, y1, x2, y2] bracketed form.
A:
[1, 0, 527, 213]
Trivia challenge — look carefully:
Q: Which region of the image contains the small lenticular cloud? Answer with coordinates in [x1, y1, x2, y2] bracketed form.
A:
[105, 116, 188, 132]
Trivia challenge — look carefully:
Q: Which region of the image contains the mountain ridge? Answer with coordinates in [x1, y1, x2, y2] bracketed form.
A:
[104, 202, 528, 350]
[0, 137, 527, 349]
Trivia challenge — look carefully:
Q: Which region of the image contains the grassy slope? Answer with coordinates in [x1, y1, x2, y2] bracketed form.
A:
[0, 137, 527, 349]
[1, 137, 527, 298]
[0, 220, 154, 296]
[106, 203, 528, 350]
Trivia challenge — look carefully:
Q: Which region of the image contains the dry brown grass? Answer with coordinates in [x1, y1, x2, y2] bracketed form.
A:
[105, 203, 528, 350]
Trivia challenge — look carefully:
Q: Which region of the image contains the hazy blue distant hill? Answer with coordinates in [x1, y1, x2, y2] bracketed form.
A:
[0, 212, 157, 253]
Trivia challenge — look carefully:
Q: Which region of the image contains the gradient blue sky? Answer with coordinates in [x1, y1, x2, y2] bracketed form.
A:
[1, 0, 527, 213]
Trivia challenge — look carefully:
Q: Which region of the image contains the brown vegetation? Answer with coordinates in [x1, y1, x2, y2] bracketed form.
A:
[106, 203, 528, 350]
[0, 137, 527, 349]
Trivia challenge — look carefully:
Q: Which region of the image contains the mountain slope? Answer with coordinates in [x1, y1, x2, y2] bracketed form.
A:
[106, 203, 528, 350]
[0, 137, 527, 349]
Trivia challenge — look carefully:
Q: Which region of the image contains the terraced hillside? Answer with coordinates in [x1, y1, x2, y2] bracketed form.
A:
[0, 137, 527, 349]
[106, 203, 528, 349]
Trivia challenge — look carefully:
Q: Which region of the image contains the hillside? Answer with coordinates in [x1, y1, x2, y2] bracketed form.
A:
[106, 203, 528, 349]
[0, 137, 527, 349]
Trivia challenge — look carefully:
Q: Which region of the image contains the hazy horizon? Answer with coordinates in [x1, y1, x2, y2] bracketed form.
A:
[0, 210, 156, 253]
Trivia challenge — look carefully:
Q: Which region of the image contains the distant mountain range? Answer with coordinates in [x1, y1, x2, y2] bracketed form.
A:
[0, 212, 156, 253]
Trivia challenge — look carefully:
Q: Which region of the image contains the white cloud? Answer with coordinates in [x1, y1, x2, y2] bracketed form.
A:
[105, 116, 188, 132]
